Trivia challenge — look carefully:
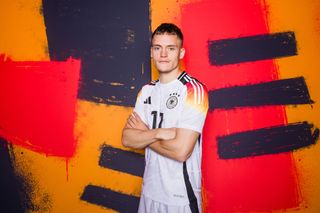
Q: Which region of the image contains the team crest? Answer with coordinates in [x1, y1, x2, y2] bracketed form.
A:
[166, 93, 179, 109]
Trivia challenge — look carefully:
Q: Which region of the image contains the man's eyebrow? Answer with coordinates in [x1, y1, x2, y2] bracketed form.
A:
[152, 44, 179, 46]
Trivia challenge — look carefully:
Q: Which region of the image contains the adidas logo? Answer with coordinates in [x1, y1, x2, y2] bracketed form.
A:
[144, 96, 151, 104]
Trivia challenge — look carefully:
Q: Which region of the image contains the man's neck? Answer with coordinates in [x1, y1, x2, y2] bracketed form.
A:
[159, 69, 182, 84]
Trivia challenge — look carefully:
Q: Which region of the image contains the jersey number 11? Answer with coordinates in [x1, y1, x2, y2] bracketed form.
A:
[151, 111, 164, 129]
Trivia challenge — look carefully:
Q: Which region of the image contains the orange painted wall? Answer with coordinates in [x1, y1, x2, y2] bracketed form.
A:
[0, 0, 319, 212]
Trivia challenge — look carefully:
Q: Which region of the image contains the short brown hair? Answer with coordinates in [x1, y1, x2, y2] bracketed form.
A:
[151, 23, 184, 45]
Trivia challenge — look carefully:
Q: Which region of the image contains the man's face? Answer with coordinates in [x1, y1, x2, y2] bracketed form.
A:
[151, 33, 185, 74]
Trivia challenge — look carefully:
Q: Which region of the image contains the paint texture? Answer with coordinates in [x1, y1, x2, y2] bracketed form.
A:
[0, 56, 80, 158]
[0, 0, 49, 60]
[99, 145, 145, 177]
[81, 185, 140, 212]
[208, 31, 297, 65]
[217, 122, 319, 159]
[180, 0, 301, 211]
[266, 1, 320, 211]
[42, 0, 151, 107]
[1, 0, 319, 212]
[0, 138, 32, 212]
[209, 77, 313, 110]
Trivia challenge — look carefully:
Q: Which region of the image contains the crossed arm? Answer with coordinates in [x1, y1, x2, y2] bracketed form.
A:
[121, 112, 200, 162]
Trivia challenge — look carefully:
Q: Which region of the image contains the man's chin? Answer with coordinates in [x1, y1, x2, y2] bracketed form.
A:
[158, 69, 170, 73]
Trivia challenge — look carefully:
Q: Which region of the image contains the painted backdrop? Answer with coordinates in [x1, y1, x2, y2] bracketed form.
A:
[0, 0, 319, 212]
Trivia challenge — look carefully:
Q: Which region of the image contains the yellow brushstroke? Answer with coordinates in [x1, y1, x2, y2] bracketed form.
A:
[109, 82, 125, 86]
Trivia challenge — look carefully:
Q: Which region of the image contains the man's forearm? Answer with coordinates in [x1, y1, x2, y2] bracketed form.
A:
[149, 128, 199, 162]
[149, 139, 186, 162]
[121, 128, 159, 149]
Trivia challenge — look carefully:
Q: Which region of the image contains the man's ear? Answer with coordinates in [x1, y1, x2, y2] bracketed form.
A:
[179, 48, 186, 59]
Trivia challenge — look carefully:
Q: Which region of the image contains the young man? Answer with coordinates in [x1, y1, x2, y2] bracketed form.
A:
[122, 23, 208, 213]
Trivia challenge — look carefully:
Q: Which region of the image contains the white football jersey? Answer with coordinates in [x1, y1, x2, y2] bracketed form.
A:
[134, 71, 209, 208]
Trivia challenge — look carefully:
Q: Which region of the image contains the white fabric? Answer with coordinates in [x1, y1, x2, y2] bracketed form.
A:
[138, 194, 202, 213]
[134, 71, 208, 208]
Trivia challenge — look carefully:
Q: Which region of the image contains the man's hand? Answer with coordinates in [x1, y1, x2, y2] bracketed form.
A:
[122, 112, 156, 149]
[126, 111, 176, 140]
[122, 111, 178, 149]
[126, 112, 149, 130]
[156, 128, 176, 141]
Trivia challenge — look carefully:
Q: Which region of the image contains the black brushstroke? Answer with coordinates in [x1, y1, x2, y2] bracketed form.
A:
[209, 31, 297, 65]
[99, 145, 144, 177]
[0, 138, 32, 212]
[81, 185, 140, 212]
[217, 122, 319, 159]
[209, 77, 314, 110]
[42, 0, 151, 107]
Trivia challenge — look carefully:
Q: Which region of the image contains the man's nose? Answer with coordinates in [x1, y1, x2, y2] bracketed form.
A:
[160, 48, 168, 57]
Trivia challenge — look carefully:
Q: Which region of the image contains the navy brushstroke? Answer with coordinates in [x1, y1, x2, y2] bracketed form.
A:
[42, 0, 151, 107]
[99, 145, 145, 177]
[209, 77, 314, 110]
[0, 138, 32, 212]
[209, 31, 297, 65]
[81, 185, 140, 212]
[217, 122, 319, 159]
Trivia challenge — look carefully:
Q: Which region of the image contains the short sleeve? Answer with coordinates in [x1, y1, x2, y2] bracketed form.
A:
[133, 87, 148, 125]
[177, 81, 209, 133]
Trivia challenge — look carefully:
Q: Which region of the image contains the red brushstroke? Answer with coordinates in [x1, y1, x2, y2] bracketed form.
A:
[181, 0, 301, 212]
[0, 55, 81, 158]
